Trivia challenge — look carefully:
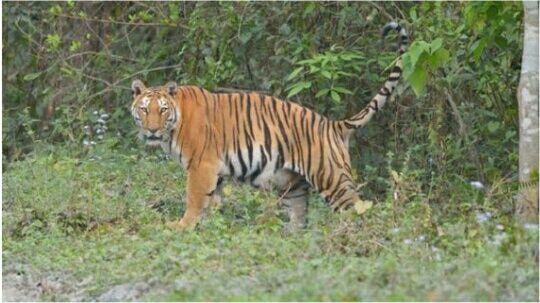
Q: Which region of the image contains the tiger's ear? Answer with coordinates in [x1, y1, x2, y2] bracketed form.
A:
[165, 81, 178, 97]
[132, 80, 146, 97]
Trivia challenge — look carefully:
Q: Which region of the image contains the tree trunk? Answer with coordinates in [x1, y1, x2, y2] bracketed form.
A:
[517, 1, 539, 223]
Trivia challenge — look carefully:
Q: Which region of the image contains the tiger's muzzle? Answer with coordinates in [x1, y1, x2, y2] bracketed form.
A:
[143, 129, 164, 145]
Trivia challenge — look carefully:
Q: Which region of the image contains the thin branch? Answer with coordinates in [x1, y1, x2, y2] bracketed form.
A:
[86, 62, 185, 100]
[65, 51, 139, 63]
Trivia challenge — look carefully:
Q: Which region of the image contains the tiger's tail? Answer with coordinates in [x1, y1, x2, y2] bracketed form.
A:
[343, 22, 409, 130]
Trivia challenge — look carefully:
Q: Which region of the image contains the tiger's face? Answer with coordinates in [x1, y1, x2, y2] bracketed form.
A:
[131, 80, 178, 146]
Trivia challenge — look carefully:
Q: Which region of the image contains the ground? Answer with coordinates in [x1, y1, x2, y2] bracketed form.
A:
[2, 146, 538, 301]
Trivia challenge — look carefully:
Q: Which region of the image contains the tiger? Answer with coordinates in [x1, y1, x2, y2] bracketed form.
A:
[130, 21, 409, 229]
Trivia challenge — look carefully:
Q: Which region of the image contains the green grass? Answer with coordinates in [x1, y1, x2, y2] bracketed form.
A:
[2, 145, 538, 301]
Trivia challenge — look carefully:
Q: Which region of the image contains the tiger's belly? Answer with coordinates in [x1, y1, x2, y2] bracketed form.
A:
[219, 149, 301, 191]
[225, 165, 301, 192]
[163, 141, 304, 191]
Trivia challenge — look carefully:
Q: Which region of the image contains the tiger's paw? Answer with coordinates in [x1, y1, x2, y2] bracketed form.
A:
[165, 221, 185, 230]
[165, 219, 196, 231]
[177, 216, 200, 230]
[209, 195, 222, 209]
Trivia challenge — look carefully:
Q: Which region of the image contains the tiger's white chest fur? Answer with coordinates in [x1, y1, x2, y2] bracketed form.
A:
[160, 137, 190, 170]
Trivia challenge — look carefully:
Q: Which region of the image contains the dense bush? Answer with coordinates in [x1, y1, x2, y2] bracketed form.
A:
[3, 2, 523, 204]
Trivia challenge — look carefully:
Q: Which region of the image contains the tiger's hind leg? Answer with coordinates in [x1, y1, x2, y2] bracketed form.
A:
[273, 170, 310, 230]
[209, 177, 224, 208]
[281, 181, 311, 230]
[312, 167, 361, 212]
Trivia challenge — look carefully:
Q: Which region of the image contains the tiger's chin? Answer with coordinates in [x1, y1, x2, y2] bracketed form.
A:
[145, 138, 163, 146]
[141, 134, 164, 146]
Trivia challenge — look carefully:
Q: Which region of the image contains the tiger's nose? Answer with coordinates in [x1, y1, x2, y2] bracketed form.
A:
[148, 127, 159, 134]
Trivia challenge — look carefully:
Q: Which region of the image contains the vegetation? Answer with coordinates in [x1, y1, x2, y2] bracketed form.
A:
[3, 2, 537, 301]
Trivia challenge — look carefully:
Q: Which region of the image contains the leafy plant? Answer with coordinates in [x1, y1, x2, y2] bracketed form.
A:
[401, 38, 449, 96]
[286, 46, 364, 105]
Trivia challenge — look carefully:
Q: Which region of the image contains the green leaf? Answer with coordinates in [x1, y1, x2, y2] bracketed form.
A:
[287, 66, 304, 81]
[408, 41, 428, 69]
[104, 137, 119, 149]
[303, 3, 316, 17]
[286, 81, 311, 99]
[239, 32, 252, 44]
[46, 33, 61, 50]
[427, 55, 439, 71]
[321, 70, 332, 79]
[409, 6, 418, 21]
[408, 65, 428, 96]
[315, 88, 330, 98]
[430, 38, 443, 54]
[436, 48, 449, 64]
[341, 53, 365, 61]
[487, 121, 500, 133]
[470, 38, 486, 66]
[69, 40, 81, 52]
[401, 53, 414, 79]
[330, 90, 341, 103]
[298, 58, 316, 65]
[505, 130, 517, 141]
[279, 23, 291, 36]
[332, 86, 353, 95]
[61, 67, 73, 76]
[427, 48, 450, 71]
[336, 71, 354, 77]
[23, 72, 42, 81]
[308, 65, 320, 74]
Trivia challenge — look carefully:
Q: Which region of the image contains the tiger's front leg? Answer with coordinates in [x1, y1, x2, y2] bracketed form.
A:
[178, 166, 220, 229]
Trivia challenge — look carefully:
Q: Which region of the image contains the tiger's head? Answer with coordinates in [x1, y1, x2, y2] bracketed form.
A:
[131, 80, 179, 146]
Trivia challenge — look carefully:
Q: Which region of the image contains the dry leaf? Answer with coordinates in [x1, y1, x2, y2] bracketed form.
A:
[223, 184, 233, 197]
[391, 170, 400, 183]
[354, 199, 373, 215]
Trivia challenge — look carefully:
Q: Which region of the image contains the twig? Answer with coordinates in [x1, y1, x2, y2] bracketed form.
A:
[65, 51, 139, 63]
[444, 87, 486, 182]
[444, 87, 466, 136]
[392, 2, 408, 22]
[86, 62, 185, 100]
[367, 1, 394, 21]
